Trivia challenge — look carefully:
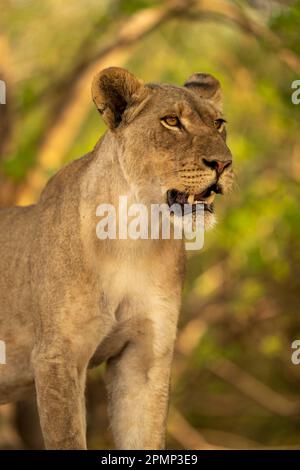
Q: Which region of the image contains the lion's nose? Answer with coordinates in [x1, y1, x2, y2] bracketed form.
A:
[202, 158, 232, 175]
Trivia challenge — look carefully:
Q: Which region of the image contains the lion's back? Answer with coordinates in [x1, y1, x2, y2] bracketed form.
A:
[0, 204, 36, 323]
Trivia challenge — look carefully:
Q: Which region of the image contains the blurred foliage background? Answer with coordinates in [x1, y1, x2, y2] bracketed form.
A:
[1, 0, 300, 450]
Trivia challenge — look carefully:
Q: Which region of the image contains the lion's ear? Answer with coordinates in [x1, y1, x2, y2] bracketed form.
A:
[184, 73, 223, 112]
[92, 67, 145, 129]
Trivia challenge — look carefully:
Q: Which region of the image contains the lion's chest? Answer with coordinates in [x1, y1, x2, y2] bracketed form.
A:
[100, 258, 154, 321]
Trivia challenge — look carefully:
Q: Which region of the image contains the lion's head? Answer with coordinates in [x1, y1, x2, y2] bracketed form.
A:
[92, 67, 233, 229]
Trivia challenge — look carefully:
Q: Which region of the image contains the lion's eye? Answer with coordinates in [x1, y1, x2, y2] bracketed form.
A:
[214, 118, 226, 132]
[161, 116, 181, 129]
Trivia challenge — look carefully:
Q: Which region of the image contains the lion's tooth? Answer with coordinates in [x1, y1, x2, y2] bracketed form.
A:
[188, 194, 195, 204]
[206, 193, 216, 204]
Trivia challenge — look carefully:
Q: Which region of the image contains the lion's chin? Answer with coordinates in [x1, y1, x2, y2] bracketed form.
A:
[189, 211, 217, 232]
[169, 209, 216, 234]
[204, 212, 217, 231]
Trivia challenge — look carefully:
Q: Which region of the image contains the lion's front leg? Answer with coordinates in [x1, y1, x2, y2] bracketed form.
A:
[106, 306, 179, 450]
[32, 346, 88, 450]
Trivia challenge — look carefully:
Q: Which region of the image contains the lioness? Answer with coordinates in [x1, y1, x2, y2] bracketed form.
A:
[0, 68, 233, 449]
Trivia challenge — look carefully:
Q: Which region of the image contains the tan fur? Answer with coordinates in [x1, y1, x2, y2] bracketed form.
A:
[0, 68, 233, 449]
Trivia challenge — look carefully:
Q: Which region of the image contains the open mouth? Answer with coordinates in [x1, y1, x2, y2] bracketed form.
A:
[166, 183, 222, 215]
